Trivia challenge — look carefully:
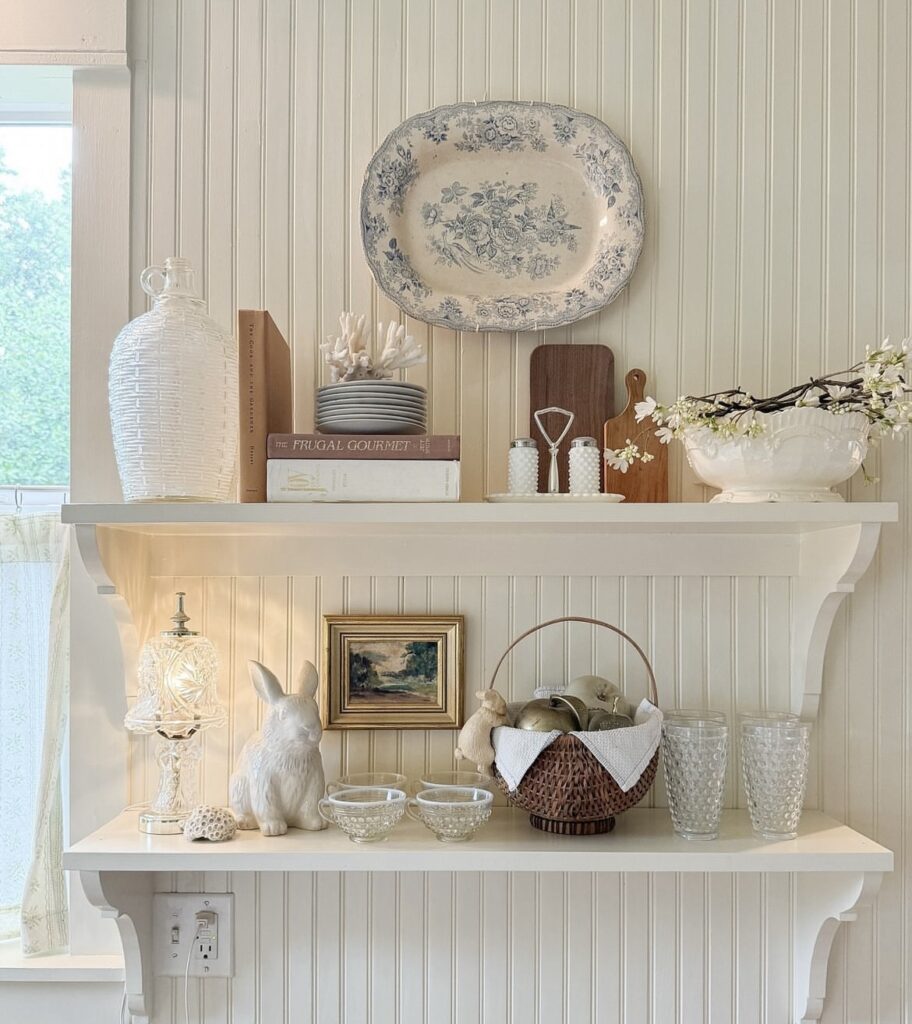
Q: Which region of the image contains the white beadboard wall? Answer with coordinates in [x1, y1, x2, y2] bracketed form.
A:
[117, 1, 912, 1021]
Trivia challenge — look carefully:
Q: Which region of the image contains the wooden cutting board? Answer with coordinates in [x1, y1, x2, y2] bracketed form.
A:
[530, 344, 614, 493]
[603, 369, 668, 502]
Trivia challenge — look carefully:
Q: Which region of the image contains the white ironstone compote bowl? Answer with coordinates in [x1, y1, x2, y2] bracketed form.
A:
[682, 407, 870, 503]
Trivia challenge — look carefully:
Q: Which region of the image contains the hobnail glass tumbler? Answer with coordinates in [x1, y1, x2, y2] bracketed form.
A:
[661, 719, 728, 840]
[109, 257, 238, 502]
[741, 721, 810, 840]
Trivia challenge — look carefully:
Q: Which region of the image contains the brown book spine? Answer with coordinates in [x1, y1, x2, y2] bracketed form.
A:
[238, 311, 293, 501]
[267, 434, 461, 460]
[238, 311, 266, 502]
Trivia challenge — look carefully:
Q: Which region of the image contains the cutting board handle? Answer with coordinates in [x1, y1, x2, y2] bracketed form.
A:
[625, 369, 646, 407]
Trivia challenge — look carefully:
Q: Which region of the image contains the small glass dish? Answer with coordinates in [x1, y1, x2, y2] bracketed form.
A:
[414, 771, 493, 793]
[663, 708, 727, 724]
[326, 772, 408, 794]
[406, 787, 493, 843]
[318, 787, 406, 843]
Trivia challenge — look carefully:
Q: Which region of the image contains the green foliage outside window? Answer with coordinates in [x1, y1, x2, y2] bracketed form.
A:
[0, 151, 71, 485]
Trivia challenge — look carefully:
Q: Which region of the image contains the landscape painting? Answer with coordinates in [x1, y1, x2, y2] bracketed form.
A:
[323, 615, 464, 729]
[347, 639, 439, 705]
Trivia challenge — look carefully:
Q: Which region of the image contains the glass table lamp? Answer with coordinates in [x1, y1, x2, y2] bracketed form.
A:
[125, 592, 227, 833]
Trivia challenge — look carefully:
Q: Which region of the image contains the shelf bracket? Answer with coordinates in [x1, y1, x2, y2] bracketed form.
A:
[79, 870, 155, 1024]
[794, 870, 884, 1023]
[72, 522, 143, 689]
[791, 522, 882, 719]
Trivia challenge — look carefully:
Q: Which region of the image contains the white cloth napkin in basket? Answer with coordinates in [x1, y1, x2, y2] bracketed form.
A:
[492, 700, 664, 793]
[491, 727, 563, 791]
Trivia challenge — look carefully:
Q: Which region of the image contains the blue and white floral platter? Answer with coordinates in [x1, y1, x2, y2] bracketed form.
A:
[361, 100, 645, 333]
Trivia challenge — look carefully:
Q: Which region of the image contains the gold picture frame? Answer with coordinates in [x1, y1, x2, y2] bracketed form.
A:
[322, 615, 464, 730]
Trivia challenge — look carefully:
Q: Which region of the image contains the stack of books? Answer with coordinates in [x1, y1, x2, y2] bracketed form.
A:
[266, 434, 460, 502]
[237, 308, 460, 502]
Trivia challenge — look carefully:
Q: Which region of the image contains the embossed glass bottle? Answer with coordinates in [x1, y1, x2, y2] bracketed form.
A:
[109, 257, 238, 502]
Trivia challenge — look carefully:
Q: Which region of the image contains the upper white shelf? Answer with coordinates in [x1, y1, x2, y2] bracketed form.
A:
[65, 807, 891, 874]
[62, 500, 897, 534]
[63, 500, 897, 580]
[65, 501, 894, 718]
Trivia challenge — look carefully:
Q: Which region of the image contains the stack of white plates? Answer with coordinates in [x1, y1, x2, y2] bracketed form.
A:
[316, 380, 427, 435]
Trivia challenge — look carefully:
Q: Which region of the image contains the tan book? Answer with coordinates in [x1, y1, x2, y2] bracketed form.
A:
[267, 434, 460, 460]
[238, 310, 292, 502]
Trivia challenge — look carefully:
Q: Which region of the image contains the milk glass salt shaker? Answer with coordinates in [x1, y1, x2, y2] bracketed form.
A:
[507, 438, 539, 495]
[569, 437, 600, 495]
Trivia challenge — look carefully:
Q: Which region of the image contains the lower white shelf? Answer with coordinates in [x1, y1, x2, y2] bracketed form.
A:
[67, 808, 892, 1024]
[64, 807, 891, 874]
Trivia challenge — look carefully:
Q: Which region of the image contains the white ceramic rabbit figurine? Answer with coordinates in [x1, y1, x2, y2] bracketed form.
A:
[229, 660, 327, 835]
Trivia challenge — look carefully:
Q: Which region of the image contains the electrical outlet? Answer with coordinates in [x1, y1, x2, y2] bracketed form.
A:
[194, 910, 218, 963]
[153, 893, 234, 978]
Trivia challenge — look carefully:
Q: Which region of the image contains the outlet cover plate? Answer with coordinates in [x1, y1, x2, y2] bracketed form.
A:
[153, 893, 234, 978]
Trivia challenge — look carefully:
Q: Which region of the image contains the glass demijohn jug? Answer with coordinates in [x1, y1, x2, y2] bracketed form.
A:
[109, 257, 238, 501]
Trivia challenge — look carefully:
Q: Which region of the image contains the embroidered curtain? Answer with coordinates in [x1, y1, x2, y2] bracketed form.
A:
[0, 513, 69, 954]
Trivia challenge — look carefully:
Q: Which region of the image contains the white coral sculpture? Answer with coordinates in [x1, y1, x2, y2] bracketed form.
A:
[321, 311, 426, 383]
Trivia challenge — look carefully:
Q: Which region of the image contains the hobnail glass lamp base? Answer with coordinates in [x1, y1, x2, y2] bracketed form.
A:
[138, 811, 187, 835]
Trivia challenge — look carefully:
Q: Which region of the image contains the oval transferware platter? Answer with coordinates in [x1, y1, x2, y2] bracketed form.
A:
[361, 101, 645, 333]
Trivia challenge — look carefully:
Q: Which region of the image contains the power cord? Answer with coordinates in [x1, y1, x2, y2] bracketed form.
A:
[184, 919, 203, 1024]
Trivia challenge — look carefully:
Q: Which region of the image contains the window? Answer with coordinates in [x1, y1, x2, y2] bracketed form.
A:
[0, 67, 72, 488]
[0, 66, 71, 955]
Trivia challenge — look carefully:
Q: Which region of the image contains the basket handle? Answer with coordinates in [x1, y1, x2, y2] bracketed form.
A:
[487, 616, 659, 706]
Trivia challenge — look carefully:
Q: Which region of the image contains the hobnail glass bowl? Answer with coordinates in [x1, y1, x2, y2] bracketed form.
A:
[318, 787, 406, 843]
[326, 772, 408, 793]
[407, 787, 493, 842]
[415, 771, 493, 793]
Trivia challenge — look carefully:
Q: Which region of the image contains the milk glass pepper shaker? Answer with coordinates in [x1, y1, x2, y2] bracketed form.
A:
[507, 438, 539, 495]
[569, 437, 600, 495]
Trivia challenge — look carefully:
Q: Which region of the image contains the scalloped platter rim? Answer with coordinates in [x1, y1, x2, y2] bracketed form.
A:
[360, 100, 645, 333]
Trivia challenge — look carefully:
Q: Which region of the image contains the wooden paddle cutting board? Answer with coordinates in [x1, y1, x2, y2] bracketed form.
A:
[530, 344, 614, 493]
[603, 369, 668, 502]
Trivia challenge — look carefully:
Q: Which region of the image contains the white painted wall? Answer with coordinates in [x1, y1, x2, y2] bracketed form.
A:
[64, 0, 912, 1021]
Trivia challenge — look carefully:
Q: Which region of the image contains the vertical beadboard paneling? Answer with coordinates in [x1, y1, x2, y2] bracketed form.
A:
[122, 3, 912, 1021]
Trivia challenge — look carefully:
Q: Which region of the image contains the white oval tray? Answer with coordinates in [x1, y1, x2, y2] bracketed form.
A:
[485, 493, 625, 503]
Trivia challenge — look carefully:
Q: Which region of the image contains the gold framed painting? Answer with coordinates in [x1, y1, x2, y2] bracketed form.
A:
[322, 615, 464, 729]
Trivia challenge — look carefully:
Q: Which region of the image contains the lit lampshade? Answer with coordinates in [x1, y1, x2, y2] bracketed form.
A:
[125, 592, 227, 834]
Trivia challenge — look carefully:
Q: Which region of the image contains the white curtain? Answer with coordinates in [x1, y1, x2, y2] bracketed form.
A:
[0, 513, 69, 955]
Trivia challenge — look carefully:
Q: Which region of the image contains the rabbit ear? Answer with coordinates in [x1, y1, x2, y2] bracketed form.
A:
[249, 661, 286, 705]
[296, 661, 319, 699]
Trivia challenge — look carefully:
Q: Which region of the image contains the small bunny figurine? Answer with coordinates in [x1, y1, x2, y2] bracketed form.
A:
[454, 689, 509, 773]
[229, 660, 327, 836]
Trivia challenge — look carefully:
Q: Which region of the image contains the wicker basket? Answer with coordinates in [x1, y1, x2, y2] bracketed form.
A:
[489, 616, 660, 835]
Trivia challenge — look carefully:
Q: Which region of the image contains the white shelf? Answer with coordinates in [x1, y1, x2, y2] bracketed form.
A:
[67, 808, 891, 1024]
[63, 503, 896, 1024]
[64, 808, 891, 874]
[65, 500, 894, 718]
[62, 500, 897, 533]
